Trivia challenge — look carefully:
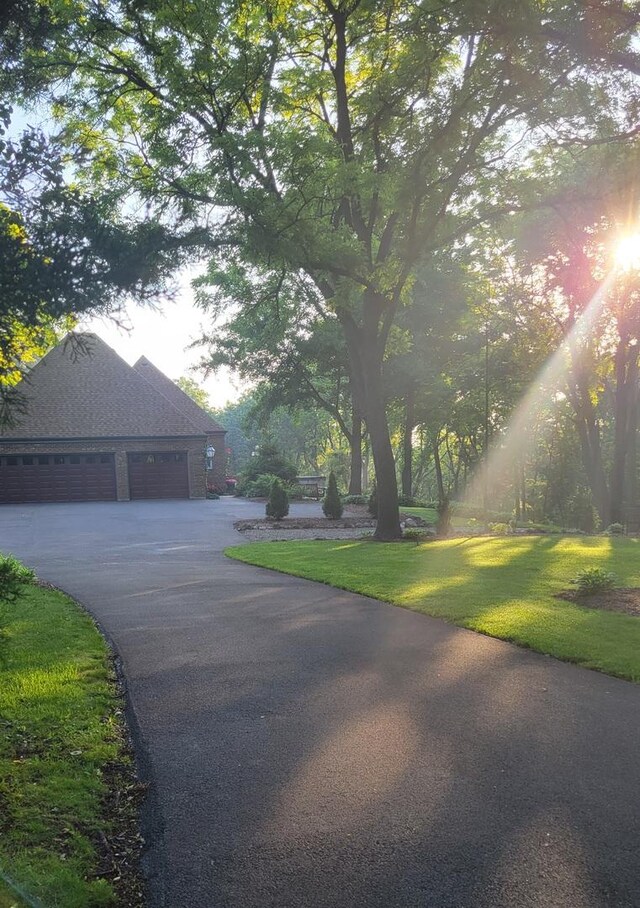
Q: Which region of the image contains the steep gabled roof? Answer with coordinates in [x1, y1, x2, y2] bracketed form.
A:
[133, 356, 226, 434]
[1, 333, 207, 439]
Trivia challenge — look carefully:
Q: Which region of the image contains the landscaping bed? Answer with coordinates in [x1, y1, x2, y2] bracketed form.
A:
[0, 576, 145, 907]
[556, 587, 640, 617]
[234, 514, 377, 542]
[235, 516, 376, 530]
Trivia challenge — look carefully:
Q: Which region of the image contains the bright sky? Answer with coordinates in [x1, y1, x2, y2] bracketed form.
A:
[78, 275, 244, 410]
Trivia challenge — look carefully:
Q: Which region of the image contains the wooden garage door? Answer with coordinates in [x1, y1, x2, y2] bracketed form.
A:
[127, 452, 189, 499]
[0, 453, 116, 503]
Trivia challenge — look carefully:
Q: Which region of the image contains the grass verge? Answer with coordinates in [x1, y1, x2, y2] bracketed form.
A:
[227, 535, 640, 682]
[0, 580, 145, 908]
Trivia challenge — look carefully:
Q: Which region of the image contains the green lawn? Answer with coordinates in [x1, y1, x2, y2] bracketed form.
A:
[0, 581, 140, 907]
[227, 535, 640, 682]
[0, 880, 27, 908]
[399, 506, 438, 522]
[400, 506, 474, 529]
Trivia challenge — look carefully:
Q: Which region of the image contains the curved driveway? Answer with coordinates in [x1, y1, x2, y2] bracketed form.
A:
[0, 499, 639, 908]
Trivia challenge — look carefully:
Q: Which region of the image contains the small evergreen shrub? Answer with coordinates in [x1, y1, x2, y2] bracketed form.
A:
[322, 472, 344, 519]
[367, 482, 378, 517]
[606, 523, 625, 536]
[0, 554, 35, 603]
[571, 567, 617, 596]
[266, 478, 289, 520]
[436, 498, 452, 536]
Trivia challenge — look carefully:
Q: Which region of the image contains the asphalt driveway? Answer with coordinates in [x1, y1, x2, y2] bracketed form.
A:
[0, 499, 639, 907]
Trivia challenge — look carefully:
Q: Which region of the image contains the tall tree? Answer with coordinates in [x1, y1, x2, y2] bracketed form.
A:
[10, 0, 640, 535]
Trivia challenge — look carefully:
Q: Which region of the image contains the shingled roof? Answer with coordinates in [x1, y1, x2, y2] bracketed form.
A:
[1, 333, 208, 439]
[133, 356, 225, 434]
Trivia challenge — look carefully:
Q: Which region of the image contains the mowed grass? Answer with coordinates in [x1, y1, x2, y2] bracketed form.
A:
[227, 535, 640, 682]
[0, 582, 131, 907]
[0, 880, 27, 908]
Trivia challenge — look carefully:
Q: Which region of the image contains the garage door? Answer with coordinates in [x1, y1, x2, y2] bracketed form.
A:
[127, 452, 189, 499]
[0, 453, 117, 503]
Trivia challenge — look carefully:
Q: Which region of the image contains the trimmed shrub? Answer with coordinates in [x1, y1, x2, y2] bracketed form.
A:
[571, 567, 617, 596]
[322, 471, 344, 519]
[266, 478, 289, 520]
[367, 482, 378, 517]
[0, 554, 35, 603]
[436, 498, 452, 536]
[606, 523, 625, 536]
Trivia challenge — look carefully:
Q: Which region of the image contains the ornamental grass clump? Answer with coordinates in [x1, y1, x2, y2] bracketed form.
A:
[266, 478, 289, 520]
[571, 567, 617, 596]
[322, 471, 343, 519]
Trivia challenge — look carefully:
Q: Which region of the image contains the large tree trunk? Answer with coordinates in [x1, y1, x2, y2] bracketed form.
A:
[339, 296, 401, 540]
[363, 362, 401, 539]
[401, 387, 415, 498]
[433, 432, 445, 503]
[349, 407, 363, 495]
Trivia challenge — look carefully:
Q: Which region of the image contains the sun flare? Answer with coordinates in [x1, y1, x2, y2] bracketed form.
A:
[615, 234, 640, 271]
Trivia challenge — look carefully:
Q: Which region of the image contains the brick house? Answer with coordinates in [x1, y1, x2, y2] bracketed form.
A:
[0, 333, 226, 503]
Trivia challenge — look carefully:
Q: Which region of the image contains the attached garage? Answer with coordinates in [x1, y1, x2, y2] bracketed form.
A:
[0, 453, 116, 504]
[128, 452, 189, 500]
[0, 333, 227, 504]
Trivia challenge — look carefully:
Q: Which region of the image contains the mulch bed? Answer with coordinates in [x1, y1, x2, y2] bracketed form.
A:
[556, 588, 640, 617]
[235, 517, 376, 531]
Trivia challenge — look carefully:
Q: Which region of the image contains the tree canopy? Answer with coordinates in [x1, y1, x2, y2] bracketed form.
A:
[5, 0, 640, 534]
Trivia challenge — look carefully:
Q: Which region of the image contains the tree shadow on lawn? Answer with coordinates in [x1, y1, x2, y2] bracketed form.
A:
[144, 574, 640, 908]
[313, 534, 640, 681]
